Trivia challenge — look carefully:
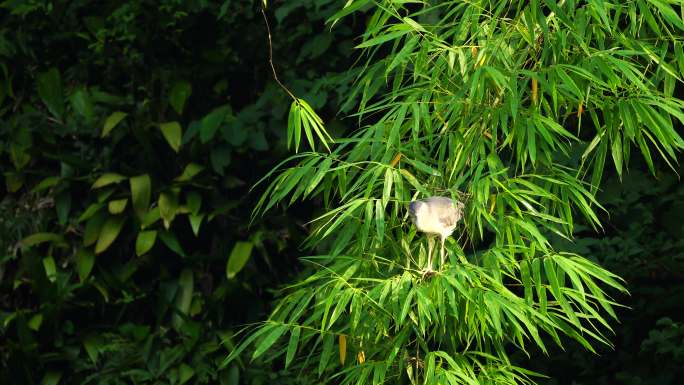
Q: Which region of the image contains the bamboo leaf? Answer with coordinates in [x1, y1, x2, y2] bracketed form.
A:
[327, 0, 370, 24]
[305, 157, 332, 197]
[382, 167, 393, 208]
[375, 199, 385, 242]
[252, 324, 288, 360]
[285, 327, 300, 369]
[318, 333, 335, 375]
[356, 29, 411, 49]
[611, 133, 623, 179]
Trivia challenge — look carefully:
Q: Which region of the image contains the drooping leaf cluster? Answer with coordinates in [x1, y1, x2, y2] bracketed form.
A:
[526, 165, 684, 385]
[232, 1, 684, 384]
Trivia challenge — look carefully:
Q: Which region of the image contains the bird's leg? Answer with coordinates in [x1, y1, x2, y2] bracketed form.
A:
[421, 236, 437, 280]
[440, 236, 446, 267]
[426, 236, 434, 272]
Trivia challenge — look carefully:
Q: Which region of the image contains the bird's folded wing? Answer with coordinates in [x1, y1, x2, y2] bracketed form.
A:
[439, 215, 456, 227]
[438, 205, 462, 227]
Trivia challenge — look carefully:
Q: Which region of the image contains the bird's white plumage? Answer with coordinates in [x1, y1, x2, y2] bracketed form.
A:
[408, 196, 464, 271]
[413, 203, 457, 238]
[410, 196, 462, 237]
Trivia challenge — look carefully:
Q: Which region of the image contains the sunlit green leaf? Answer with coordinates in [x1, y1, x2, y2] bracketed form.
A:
[226, 241, 253, 279]
[92, 173, 127, 189]
[135, 230, 157, 256]
[188, 214, 204, 236]
[159, 121, 182, 152]
[175, 163, 204, 182]
[355, 28, 411, 49]
[318, 332, 335, 375]
[28, 313, 43, 331]
[101, 111, 127, 137]
[20, 232, 64, 248]
[108, 198, 128, 214]
[42, 256, 57, 282]
[252, 324, 287, 360]
[95, 216, 125, 254]
[159, 189, 179, 229]
[32, 176, 60, 192]
[285, 327, 300, 369]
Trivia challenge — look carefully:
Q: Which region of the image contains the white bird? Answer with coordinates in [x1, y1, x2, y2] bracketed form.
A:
[408, 196, 464, 272]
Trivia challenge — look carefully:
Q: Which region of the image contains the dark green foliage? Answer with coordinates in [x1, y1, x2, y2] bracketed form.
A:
[0, 1, 357, 383]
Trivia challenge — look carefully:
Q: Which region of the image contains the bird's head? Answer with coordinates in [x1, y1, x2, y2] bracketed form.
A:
[408, 200, 422, 225]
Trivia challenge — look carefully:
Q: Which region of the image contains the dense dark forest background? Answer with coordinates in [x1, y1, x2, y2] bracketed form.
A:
[0, 1, 682, 384]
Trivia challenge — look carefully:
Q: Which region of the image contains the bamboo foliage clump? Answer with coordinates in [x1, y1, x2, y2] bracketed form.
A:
[228, 1, 684, 384]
